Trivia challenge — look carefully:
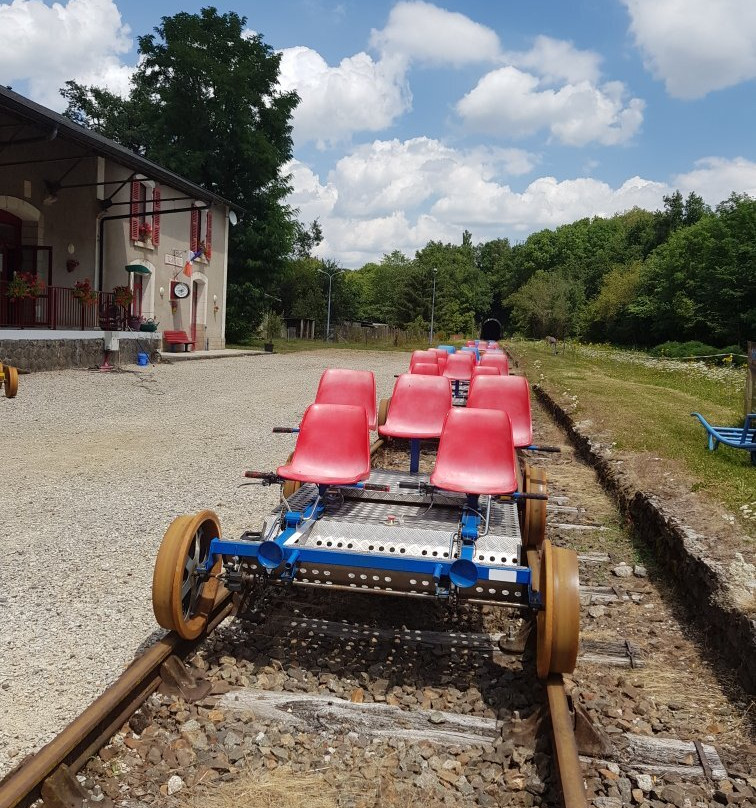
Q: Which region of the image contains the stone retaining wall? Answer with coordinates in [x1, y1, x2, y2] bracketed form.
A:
[533, 384, 756, 695]
[0, 332, 161, 372]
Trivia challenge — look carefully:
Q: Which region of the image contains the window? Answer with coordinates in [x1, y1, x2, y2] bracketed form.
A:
[130, 180, 161, 245]
[190, 205, 213, 260]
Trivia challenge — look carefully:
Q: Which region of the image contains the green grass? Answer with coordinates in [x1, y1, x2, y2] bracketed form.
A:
[226, 337, 442, 354]
[510, 339, 754, 531]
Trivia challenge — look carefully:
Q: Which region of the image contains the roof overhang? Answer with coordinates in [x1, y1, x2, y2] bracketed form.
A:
[0, 86, 240, 213]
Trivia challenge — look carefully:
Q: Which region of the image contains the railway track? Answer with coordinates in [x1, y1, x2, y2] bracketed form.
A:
[1, 372, 752, 808]
[0, 599, 587, 808]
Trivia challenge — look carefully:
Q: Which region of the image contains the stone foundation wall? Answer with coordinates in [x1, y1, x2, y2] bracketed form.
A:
[0, 332, 161, 372]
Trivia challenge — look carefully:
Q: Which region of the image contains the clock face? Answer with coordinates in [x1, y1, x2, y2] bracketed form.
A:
[173, 282, 190, 299]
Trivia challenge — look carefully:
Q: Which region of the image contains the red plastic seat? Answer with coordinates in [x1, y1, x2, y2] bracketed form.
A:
[411, 362, 440, 375]
[480, 353, 509, 375]
[409, 350, 439, 372]
[315, 368, 377, 431]
[465, 340, 477, 347]
[277, 403, 370, 485]
[466, 375, 533, 447]
[379, 374, 451, 439]
[430, 348, 448, 372]
[442, 351, 475, 381]
[471, 365, 500, 379]
[430, 408, 518, 494]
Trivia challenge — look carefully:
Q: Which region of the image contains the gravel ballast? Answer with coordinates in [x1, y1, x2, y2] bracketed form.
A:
[0, 350, 406, 776]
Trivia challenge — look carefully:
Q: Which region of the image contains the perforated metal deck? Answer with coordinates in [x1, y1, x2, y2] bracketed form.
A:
[256, 470, 527, 604]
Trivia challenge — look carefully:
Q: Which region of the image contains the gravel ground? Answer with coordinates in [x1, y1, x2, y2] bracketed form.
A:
[0, 350, 406, 776]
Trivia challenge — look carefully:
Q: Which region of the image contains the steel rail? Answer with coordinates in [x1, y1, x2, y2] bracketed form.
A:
[546, 674, 588, 808]
[0, 597, 234, 808]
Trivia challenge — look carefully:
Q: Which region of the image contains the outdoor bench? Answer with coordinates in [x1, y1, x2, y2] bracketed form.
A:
[163, 330, 195, 352]
[691, 412, 756, 465]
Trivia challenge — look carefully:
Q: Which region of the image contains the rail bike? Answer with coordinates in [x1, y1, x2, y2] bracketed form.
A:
[151, 358, 579, 680]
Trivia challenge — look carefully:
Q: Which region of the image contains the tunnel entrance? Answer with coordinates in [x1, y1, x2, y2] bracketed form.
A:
[480, 318, 502, 341]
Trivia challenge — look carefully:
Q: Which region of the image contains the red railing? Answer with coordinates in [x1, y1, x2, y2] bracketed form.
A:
[0, 283, 115, 330]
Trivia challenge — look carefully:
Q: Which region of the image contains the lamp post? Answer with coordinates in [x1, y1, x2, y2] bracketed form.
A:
[429, 267, 438, 345]
[317, 265, 342, 340]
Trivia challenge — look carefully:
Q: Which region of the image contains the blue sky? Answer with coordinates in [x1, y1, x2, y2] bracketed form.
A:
[3, 0, 756, 266]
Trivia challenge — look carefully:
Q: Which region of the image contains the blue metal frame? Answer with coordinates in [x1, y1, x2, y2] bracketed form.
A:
[202, 486, 533, 601]
[205, 536, 530, 585]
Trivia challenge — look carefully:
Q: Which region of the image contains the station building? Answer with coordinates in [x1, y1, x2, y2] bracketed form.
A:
[0, 86, 236, 368]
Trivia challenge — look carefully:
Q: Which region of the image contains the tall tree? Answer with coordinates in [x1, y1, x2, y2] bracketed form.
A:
[61, 7, 300, 340]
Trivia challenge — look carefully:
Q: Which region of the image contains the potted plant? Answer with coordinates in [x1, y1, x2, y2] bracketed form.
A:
[72, 278, 97, 306]
[139, 318, 159, 332]
[8, 271, 45, 300]
[264, 311, 283, 352]
[113, 285, 134, 309]
[138, 222, 153, 242]
[65, 258, 80, 273]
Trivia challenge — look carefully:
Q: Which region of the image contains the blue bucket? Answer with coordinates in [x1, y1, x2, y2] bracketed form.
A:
[136, 351, 149, 366]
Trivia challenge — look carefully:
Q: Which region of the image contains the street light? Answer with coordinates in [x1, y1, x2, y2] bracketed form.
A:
[429, 267, 438, 345]
[317, 265, 343, 340]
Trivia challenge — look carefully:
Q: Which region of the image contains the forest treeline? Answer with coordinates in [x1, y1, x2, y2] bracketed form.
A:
[285, 190, 753, 350]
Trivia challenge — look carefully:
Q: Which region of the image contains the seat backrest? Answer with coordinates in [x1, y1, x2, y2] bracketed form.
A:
[411, 362, 440, 376]
[277, 403, 370, 485]
[379, 374, 452, 439]
[466, 375, 532, 447]
[429, 348, 448, 371]
[430, 408, 517, 494]
[409, 350, 439, 371]
[443, 351, 475, 380]
[437, 345, 456, 354]
[471, 365, 500, 378]
[460, 346, 480, 362]
[466, 340, 477, 347]
[480, 353, 509, 374]
[315, 368, 377, 430]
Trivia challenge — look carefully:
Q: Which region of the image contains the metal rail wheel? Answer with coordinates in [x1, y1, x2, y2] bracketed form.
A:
[521, 463, 547, 547]
[152, 510, 223, 640]
[536, 540, 580, 679]
[2, 364, 18, 398]
[377, 397, 390, 427]
[281, 452, 301, 500]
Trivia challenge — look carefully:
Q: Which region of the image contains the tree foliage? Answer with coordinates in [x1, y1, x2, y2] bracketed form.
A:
[61, 7, 300, 342]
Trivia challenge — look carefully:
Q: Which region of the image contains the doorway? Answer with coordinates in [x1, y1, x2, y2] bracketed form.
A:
[0, 210, 21, 285]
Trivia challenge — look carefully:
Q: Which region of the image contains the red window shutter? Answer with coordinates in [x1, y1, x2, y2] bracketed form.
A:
[152, 186, 161, 246]
[130, 180, 140, 240]
[190, 208, 199, 252]
[205, 210, 212, 256]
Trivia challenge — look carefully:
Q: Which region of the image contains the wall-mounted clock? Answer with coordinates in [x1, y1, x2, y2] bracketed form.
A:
[172, 281, 190, 300]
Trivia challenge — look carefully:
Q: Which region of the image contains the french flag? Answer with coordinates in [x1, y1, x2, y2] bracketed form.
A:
[183, 246, 203, 277]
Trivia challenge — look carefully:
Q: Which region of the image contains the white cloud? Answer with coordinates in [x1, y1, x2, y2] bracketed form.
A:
[287, 138, 673, 266]
[507, 35, 602, 85]
[278, 46, 411, 147]
[674, 156, 756, 203]
[456, 66, 644, 146]
[0, 0, 132, 109]
[431, 174, 668, 230]
[327, 137, 538, 218]
[369, 0, 501, 66]
[623, 0, 756, 98]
